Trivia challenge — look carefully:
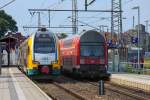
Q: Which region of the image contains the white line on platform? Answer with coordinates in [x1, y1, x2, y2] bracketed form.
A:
[9, 68, 26, 100]
[23, 72, 52, 100]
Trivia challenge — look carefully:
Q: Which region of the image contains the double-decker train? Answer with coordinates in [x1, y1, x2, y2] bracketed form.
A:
[18, 28, 61, 76]
[60, 30, 110, 78]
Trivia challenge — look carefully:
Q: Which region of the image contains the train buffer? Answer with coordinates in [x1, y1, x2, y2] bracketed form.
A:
[0, 67, 52, 100]
[110, 73, 150, 93]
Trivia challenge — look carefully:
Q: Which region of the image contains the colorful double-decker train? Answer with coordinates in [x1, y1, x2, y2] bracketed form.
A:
[60, 30, 110, 78]
[18, 28, 61, 76]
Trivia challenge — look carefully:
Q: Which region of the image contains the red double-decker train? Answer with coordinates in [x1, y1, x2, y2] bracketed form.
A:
[60, 30, 110, 78]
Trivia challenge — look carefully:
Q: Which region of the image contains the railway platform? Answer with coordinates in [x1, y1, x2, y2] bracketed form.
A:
[111, 73, 150, 92]
[0, 67, 52, 100]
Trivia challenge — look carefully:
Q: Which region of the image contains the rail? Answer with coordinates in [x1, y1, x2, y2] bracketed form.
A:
[88, 81, 150, 100]
[53, 82, 86, 100]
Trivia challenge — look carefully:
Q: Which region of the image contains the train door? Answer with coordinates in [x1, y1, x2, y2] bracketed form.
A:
[62, 39, 74, 71]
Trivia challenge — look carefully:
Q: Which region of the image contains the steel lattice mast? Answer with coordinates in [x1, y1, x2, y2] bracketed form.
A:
[72, 0, 78, 34]
[111, 0, 122, 44]
[111, 0, 123, 72]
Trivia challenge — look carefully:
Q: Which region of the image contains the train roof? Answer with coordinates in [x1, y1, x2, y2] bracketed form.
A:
[61, 30, 105, 42]
[80, 30, 105, 42]
[19, 28, 57, 47]
[27, 28, 56, 39]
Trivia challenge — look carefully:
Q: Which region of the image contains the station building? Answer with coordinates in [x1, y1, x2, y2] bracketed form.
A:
[0, 32, 26, 66]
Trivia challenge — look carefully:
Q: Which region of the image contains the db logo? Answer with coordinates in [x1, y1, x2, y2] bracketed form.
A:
[91, 60, 95, 63]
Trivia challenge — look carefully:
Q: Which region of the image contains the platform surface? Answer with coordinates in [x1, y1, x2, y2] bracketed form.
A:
[0, 67, 52, 100]
[111, 73, 150, 92]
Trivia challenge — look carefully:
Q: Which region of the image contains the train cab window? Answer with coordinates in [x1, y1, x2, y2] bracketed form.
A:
[34, 41, 55, 53]
[64, 39, 72, 48]
[34, 33, 56, 54]
[80, 42, 104, 58]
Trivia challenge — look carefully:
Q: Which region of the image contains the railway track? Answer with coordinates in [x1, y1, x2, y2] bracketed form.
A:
[33, 76, 106, 100]
[34, 79, 86, 100]
[87, 81, 150, 100]
[33, 75, 150, 100]
[52, 82, 86, 100]
[107, 82, 150, 100]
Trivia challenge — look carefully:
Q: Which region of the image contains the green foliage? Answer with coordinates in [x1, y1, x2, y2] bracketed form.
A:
[126, 64, 133, 73]
[144, 57, 150, 69]
[0, 10, 18, 38]
[57, 33, 68, 39]
[61, 33, 67, 38]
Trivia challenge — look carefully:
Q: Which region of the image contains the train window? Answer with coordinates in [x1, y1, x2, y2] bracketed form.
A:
[64, 39, 72, 48]
[34, 42, 55, 53]
[34, 36, 56, 54]
[80, 42, 104, 58]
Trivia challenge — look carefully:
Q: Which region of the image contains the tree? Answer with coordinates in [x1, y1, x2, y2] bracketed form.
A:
[57, 33, 68, 39]
[0, 10, 18, 38]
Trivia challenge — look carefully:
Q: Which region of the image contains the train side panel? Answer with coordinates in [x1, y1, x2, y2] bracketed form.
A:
[27, 35, 39, 75]
[18, 35, 38, 75]
[60, 37, 79, 72]
[52, 39, 61, 75]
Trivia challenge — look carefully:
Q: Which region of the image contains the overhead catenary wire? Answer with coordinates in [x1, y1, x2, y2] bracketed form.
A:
[79, 0, 135, 31]
[25, 0, 134, 34]
[46, 0, 68, 28]
[68, 16, 100, 31]
[0, 0, 15, 9]
[123, 0, 134, 5]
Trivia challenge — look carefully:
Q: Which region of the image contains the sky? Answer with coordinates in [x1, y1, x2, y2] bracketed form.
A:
[0, 0, 150, 36]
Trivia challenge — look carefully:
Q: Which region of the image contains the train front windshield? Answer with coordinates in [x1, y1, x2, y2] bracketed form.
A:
[34, 33, 55, 54]
[80, 42, 104, 58]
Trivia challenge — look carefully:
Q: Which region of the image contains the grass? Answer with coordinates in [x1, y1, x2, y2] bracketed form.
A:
[144, 57, 150, 69]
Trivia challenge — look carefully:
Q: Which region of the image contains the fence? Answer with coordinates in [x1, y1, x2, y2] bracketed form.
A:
[108, 61, 150, 75]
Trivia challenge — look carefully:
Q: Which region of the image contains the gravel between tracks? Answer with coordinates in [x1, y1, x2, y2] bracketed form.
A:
[37, 83, 80, 100]
[34, 75, 150, 100]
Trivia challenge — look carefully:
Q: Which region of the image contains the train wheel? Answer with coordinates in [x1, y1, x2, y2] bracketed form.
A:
[72, 68, 76, 78]
[60, 66, 63, 73]
[72, 68, 81, 79]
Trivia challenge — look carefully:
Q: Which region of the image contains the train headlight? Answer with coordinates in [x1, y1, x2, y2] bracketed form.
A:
[51, 60, 58, 64]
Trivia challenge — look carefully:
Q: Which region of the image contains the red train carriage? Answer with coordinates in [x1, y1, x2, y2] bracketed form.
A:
[60, 30, 110, 78]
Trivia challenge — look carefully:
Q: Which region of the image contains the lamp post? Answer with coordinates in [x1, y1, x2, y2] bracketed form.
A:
[132, 6, 140, 73]
[145, 20, 150, 52]
[145, 20, 150, 32]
